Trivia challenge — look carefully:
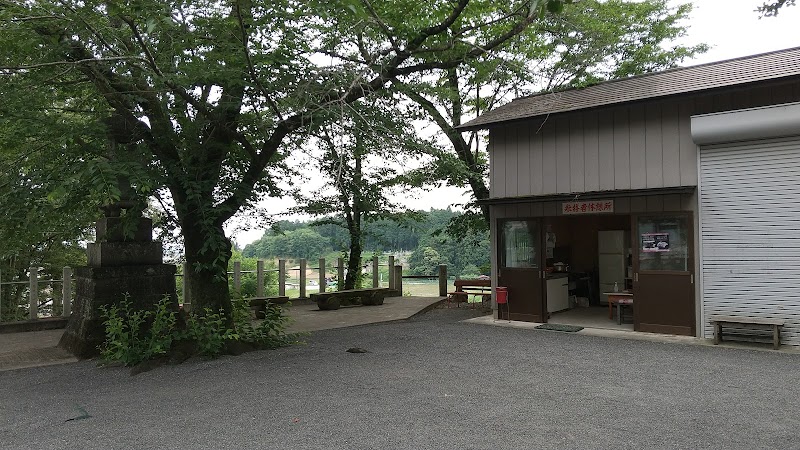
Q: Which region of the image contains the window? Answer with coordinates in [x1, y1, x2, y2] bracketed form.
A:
[501, 221, 540, 269]
[637, 216, 690, 272]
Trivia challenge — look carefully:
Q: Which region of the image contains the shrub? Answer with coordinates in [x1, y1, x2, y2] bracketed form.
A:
[180, 309, 238, 358]
[231, 296, 295, 349]
[99, 296, 176, 366]
[99, 294, 298, 368]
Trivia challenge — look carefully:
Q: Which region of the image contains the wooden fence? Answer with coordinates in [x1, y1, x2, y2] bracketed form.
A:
[180, 257, 448, 310]
[1, 257, 448, 321]
[0, 267, 72, 322]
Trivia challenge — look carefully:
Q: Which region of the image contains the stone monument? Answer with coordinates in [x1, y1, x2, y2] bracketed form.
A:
[59, 116, 177, 358]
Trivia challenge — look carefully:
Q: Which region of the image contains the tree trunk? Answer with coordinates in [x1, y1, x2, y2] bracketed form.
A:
[342, 138, 364, 290]
[181, 218, 233, 317]
[344, 232, 362, 290]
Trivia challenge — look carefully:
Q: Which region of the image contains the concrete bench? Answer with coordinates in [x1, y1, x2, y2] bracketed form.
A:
[310, 288, 397, 310]
[709, 315, 785, 350]
[248, 296, 290, 319]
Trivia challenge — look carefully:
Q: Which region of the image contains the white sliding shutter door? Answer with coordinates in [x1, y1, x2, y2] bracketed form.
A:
[700, 137, 800, 344]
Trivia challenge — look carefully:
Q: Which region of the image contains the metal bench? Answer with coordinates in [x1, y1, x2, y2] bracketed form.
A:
[709, 315, 785, 350]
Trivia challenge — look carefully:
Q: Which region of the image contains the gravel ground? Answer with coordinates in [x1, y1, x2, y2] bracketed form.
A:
[1, 307, 799, 450]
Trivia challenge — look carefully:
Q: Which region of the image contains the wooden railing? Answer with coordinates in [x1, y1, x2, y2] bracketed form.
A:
[178, 256, 419, 311]
[2, 257, 449, 321]
[0, 267, 73, 322]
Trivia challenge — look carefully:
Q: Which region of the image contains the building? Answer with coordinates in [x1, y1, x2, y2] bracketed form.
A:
[458, 47, 800, 344]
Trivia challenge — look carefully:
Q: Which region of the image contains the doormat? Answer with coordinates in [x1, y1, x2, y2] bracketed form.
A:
[535, 324, 584, 333]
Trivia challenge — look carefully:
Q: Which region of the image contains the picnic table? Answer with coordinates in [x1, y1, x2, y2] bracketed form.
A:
[448, 278, 492, 307]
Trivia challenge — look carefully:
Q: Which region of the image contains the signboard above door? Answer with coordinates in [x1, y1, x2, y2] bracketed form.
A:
[562, 200, 614, 215]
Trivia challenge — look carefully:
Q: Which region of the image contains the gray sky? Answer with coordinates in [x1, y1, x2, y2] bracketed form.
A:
[229, 0, 800, 247]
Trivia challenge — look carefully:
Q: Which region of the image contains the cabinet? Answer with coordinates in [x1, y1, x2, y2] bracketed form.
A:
[546, 276, 569, 313]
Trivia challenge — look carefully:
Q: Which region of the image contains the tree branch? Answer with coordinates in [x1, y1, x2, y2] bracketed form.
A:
[56, 0, 121, 57]
[0, 56, 144, 71]
[361, 0, 400, 52]
[216, 0, 533, 224]
[234, 0, 284, 121]
[118, 15, 163, 76]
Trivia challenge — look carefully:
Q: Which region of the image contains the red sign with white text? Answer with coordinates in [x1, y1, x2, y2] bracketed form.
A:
[561, 200, 614, 215]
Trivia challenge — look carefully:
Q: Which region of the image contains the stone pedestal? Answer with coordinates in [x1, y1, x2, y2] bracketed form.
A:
[59, 217, 177, 359]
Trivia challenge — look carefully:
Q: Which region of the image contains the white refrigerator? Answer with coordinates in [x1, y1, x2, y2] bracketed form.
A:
[598, 230, 626, 305]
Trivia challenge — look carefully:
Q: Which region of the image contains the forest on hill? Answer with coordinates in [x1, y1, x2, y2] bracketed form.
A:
[242, 209, 490, 278]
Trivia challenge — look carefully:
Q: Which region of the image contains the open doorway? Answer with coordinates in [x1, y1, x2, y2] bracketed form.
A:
[496, 211, 695, 335]
[541, 214, 634, 331]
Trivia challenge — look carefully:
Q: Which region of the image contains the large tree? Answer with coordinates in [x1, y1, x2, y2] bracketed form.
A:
[1, 0, 571, 314]
[0, 98, 106, 319]
[294, 95, 431, 289]
[396, 0, 708, 225]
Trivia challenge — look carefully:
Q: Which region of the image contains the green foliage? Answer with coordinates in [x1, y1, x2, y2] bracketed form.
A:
[99, 293, 296, 367]
[407, 209, 491, 277]
[409, 247, 444, 277]
[533, 0, 710, 90]
[245, 218, 428, 256]
[0, 95, 99, 320]
[228, 251, 278, 299]
[1, 240, 87, 322]
[460, 264, 481, 279]
[245, 208, 468, 257]
[1, 0, 555, 314]
[243, 229, 330, 260]
[181, 309, 238, 359]
[99, 296, 176, 366]
[396, 0, 708, 229]
[231, 296, 295, 349]
[242, 209, 491, 280]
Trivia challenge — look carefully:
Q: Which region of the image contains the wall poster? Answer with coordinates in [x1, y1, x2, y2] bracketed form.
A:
[641, 232, 670, 252]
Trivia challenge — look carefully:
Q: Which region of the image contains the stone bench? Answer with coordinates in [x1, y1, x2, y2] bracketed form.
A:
[310, 288, 397, 310]
[447, 291, 468, 307]
[248, 296, 290, 319]
[709, 315, 785, 350]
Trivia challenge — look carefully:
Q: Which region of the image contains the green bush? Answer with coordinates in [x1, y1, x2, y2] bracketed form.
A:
[180, 308, 238, 358]
[99, 296, 176, 366]
[99, 293, 297, 367]
[231, 296, 295, 349]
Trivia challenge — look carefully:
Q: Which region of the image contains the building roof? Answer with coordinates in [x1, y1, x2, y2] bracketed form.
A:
[458, 47, 800, 131]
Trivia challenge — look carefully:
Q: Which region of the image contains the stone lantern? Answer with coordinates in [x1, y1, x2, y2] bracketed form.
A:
[59, 115, 177, 358]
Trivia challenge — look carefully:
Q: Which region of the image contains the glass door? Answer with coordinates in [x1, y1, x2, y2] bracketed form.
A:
[498, 220, 545, 322]
[632, 214, 696, 335]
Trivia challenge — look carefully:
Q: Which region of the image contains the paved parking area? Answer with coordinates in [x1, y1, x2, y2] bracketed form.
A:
[0, 296, 443, 372]
[2, 307, 799, 449]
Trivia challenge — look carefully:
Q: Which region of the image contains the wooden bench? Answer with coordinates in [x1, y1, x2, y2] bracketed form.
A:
[447, 291, 468, 307]
[310, 288, 398, 311]
[248, 296, 289, 319]
[709, 315, 785, 350]
[449, 278, 491, 308]
[447, 287, 491, 308]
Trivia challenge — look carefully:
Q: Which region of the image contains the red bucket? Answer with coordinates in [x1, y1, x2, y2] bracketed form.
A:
[495, 286, 508, 304]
